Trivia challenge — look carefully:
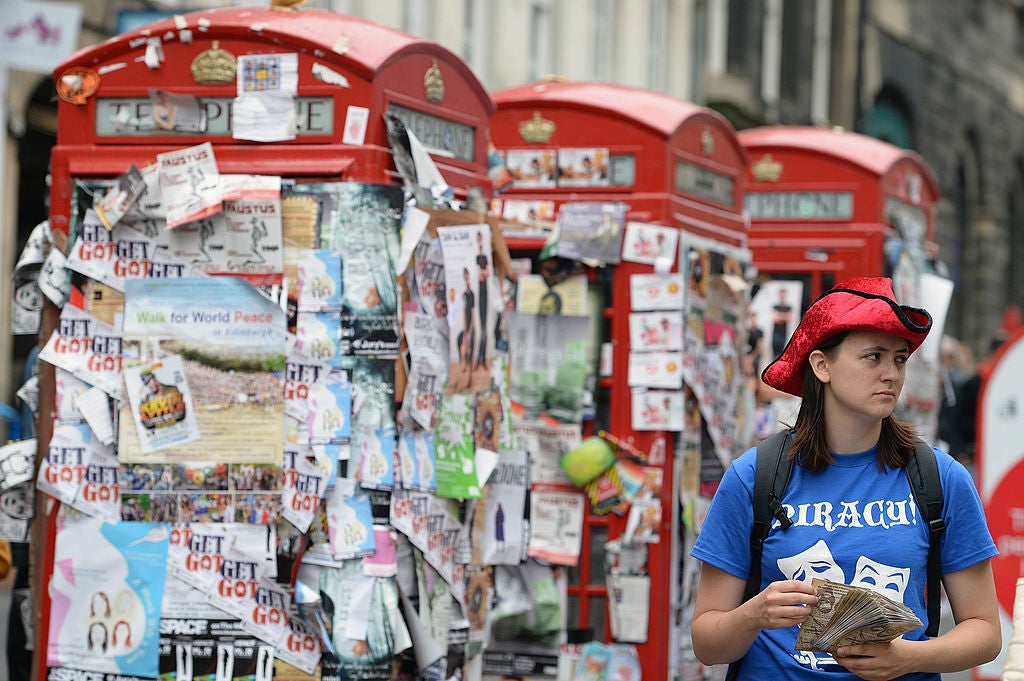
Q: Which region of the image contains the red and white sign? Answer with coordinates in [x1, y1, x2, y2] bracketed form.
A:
[977, 328, 1024, 681]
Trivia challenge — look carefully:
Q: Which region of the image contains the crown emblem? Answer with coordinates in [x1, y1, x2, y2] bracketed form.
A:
[519, 111, 556, 144]
[752, 153, 783, 182]
[701, 127, 714, 157]
[191, 41, 237, 85]
[424, 60, 445, 103]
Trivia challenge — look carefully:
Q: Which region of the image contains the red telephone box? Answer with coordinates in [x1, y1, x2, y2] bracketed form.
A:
[739, 125, 939, 303]
[491, 80, 749, 678]
[34, 7, 494, 680]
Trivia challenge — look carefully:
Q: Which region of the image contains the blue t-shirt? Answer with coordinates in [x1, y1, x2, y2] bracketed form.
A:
[690, 444, 996, 681]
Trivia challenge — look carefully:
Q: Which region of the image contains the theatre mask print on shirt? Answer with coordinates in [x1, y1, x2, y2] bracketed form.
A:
[777, 540, 910, 605]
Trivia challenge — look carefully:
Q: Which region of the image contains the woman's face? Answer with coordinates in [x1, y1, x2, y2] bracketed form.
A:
[813, 330, 909, 423]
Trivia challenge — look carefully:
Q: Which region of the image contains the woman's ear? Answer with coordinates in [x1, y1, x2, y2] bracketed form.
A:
[808, 349, 830, 384]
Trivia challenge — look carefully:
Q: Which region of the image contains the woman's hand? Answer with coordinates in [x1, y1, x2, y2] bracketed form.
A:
[754, 579, 819, 630]
[691, 567, 819, 665]
[833, 639, 918, 681]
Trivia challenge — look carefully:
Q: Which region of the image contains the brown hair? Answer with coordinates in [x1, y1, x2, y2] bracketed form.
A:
[789, 331, 920, 472]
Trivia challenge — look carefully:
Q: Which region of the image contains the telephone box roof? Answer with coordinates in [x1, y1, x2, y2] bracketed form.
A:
[55, 5, 492, 109]
[494, 79, 731, 140]
[739, 125, 938, 195]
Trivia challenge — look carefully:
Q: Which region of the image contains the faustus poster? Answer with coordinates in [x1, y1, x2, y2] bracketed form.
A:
[157, 142, 223, 229]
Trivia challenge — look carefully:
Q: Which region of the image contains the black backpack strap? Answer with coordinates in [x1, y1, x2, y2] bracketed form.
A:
[745, 430, 795, 602]
[906, 441, 945, 637]
[726, 431, 794, 681]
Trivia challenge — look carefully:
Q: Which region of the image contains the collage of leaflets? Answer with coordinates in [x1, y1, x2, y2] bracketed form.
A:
[1, 139, 692, 681]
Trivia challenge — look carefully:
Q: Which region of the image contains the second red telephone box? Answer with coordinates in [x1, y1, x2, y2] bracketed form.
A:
[491, 79, 751, 679]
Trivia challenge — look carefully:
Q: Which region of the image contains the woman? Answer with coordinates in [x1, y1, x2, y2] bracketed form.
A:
[690, 277, 1000, 681]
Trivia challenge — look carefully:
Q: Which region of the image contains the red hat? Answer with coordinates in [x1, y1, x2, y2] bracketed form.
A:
[760, 277, 932, 396]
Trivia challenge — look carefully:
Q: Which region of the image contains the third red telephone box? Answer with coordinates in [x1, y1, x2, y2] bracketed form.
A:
[491, 79, 750, 679]
[739, 125, 939, 304]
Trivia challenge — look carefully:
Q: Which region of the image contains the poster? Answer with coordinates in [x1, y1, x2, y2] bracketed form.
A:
[206, 549, 291, 645]
[551, 202, 626, 265]
[221, 190, 285, 282]
[515, 274, 589, 316]
[37, 422, 120, 520]
[0, 484, 33, 541]
[557, 147, 609, 187]
[348, 358, 397, 490]
[117, 277, 287, 521]
[123, 355, 201, 454]
[401, 311, 448, 430]
[750, 279, 803, 371]
[621, 222, 678, 265]
[47, 511, 170, 677]
[505, 149, 557, 188]
[324, 479, 376, 560]
[117, 277, 286, 464]
[475, 449, 527, 565]
[900, 272, 954, 442]
[434, 393, 479, 499]
[679, 231, 752, 466]
[629, 272, 684, 311]
[527, 486, 585, 566]
[629, 311, 683, 352]
[65, 209, 190, 291]
[437, 224, 496, 394]
[389, 489, 467, 603]
[157, 142, 223, 229]
[0, 440, 35, 541]
[506, 312, 593, 423]
[38, 303, 125, 401]
[281, 443, 330, 533]
[298, 182, 404, 357]
[395, 428, 437, 493]
[12, 220, 49, 335]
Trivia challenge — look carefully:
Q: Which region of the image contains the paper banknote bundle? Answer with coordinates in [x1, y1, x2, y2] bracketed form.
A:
[795, 578, 922, 653]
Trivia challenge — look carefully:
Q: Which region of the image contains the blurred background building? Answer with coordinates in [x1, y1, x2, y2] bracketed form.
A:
[5, 0, 1024, 409]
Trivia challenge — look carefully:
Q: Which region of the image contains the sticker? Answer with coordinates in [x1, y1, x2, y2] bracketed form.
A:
[343, 106, 369, 145]
[56, 67, 100, 106]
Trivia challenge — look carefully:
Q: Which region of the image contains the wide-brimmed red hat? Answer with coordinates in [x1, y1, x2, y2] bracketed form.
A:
[761, 277, 932, 396]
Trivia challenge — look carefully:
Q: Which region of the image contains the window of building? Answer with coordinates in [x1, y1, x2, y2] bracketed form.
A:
[1008, 161, 1024, 310]
[863, 86, 916, 150]
[593, 0, 616, 81]
[529, 0, 555, 81]
[726, 0, 759, 77]
[948, 132, 982, 342]
[778, 0, 813, 116]
[648, 0, 669, 90]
